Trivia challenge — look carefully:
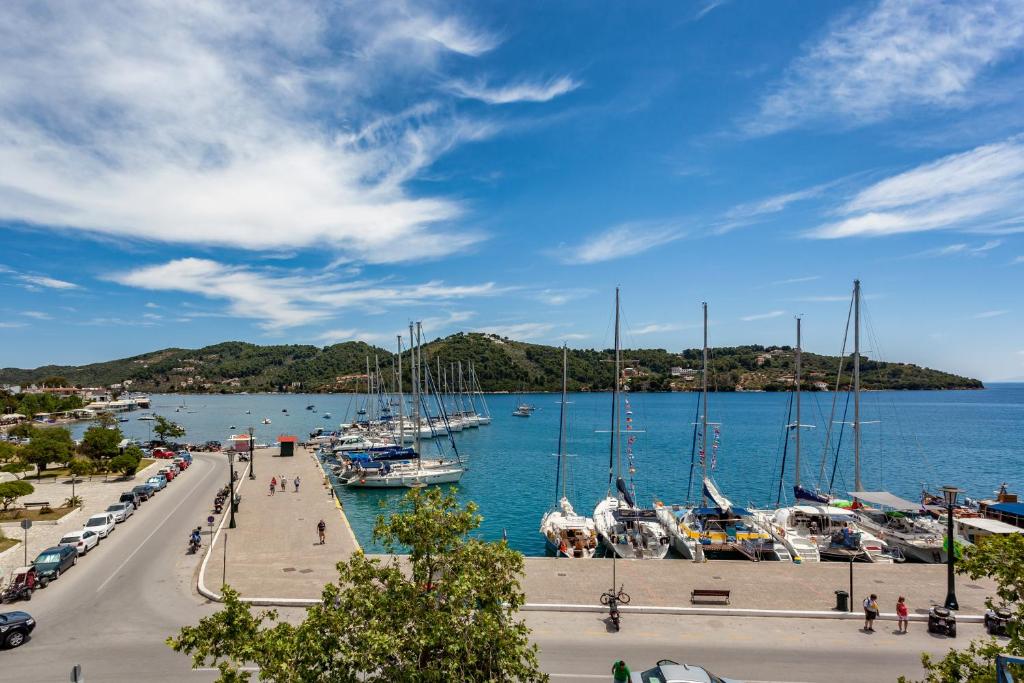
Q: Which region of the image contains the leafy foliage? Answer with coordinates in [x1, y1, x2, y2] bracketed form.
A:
[1, 335, 982, 393]
[0, 480, 34, 511]
[80, 425, 123, 462]
[153, 416, 186, 443]
[900, 534, 1024, 683]
[21, 426, 74, 476]
[110, 448, 142, 477]
[168, 488, 546, 682]
[67, 457, 93, 481]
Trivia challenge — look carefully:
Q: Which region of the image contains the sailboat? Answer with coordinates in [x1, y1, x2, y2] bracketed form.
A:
[759, 313, 891, 563]
[540, 345, 597, 558]
[592, 288, 670, 560]
[656, 302, 781, 561]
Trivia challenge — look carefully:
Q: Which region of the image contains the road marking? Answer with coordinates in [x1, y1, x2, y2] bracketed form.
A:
[195, 667, 260, 672]
[96, 459, 216, 594]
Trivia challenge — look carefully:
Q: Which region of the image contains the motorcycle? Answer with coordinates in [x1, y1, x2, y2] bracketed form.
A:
[600, 585, 631, 632]
[187, 536, 201, 555]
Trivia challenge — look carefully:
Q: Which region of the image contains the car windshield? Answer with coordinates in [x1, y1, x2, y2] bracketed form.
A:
[86, 517, 106, 526]
[108, 505, 124, 511]
[36, 553, 61, 563]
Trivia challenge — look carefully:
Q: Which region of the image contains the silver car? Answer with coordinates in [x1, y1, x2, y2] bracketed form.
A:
[630, 660, 740, 683]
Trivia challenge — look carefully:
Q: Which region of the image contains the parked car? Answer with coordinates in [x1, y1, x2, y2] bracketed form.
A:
[153, 448, 175, 459]
[0, 610, 36, 648]
[160, 468, 175, 482]
[106, 502, 134, 523]
[131, 484, 155, 501]
[32, 546, 77, 581]
[58, 530, 99, 555]
[630, 660, 740, 683]
[119, 491, 141, 508]
[83, 513, 116, 539]
[173, 457, 189, 470]
[146, 474, 167, 490]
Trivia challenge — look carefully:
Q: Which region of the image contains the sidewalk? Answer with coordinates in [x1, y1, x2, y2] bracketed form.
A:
[201, 445, 359, 600]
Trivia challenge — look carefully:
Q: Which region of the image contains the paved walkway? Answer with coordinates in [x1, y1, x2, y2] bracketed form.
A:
[202, 445, 359, 599]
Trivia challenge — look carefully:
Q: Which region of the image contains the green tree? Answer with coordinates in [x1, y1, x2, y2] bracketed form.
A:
[21, 427, 74, 478]
[40, 376, 69, 387]
[168, 488, 546, 683]
[900, 533, 1024, 682]
[153, 416, 186, 444]
[0, 480, 34, 511]
[80, 425, 123, 462]
[1, 462, 33, 480]
[110, 450, 142, 477]
[93, 410, 118, 429]
[8, 422, 34, 440]
[68, 457, 93, 482]
[0, 441, 18, 463]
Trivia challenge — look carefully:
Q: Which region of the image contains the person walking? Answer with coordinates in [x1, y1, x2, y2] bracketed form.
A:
[270, 477, 277, 496]
[294, 476, 300, 492]
[896, 596, 909, 633]
[863, 593, 879, 632]
[612, 660, 630, 682]
[281, 476, 287, 492]
[317, 519, 326, 545]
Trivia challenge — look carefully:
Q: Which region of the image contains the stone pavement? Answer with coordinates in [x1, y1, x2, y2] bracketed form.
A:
[0, 459, 165, 577]
[202, 445, 359, 599]
[520, 556, 999, 614]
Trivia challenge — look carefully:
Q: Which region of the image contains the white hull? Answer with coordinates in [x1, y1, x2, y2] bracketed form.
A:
[342, 464, 464, 488]
[593, 497, 670, 560]
[540, 500, 598, 559]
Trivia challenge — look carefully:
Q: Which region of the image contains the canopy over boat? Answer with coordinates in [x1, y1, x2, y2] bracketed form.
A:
[848, 491, 920, 511]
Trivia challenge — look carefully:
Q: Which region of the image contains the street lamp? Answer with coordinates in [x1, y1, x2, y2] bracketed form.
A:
[228, 451, 236, 529]
[247, 426, 255, 480]
[942, 485, 960, 610]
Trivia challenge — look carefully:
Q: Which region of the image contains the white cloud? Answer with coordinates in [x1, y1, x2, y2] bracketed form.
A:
[717, 184, 829, 233]
[1014, 256, 1024, 265]
[809, 138, 1024, 239]
[20, 311, 52, 320]
[631, 323, 682, 335]
[770, 276, 820, 286]
[0, 2, 507, 263]
[476, 322, 558, 340]
[108, 258, 503, 329]
[555, 222, 685, 264]
[0, 322, 28, 329]
[907, 239, 1002, 258]
[560, 333, 589, 341]
[0, 265, 81, 290]
[973, 309, 1009, 319]
[741, 310, 785, 322]
[144, 302, 160, 309]
[446, 76, 580, 104]
[533, 288, 594, 306]
[746, 0, 1024, 135]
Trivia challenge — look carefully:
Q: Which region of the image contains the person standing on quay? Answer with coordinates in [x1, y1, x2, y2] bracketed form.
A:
[896, 596, 909, 633]
[317, 519, 326, 545]
[281, 476, 287, 492]
[270, 477, 276, 496]
[294, 476, 300, 492]
[863, 594, 879, 632]
[612, 660, 630, 682]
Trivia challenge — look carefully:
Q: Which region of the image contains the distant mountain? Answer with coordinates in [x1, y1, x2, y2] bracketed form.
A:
[0, 334, 983, 393]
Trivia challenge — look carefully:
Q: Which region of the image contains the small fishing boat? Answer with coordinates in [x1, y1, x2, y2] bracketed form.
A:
[261, 418, 271, 425]
[322, 412, 331, 419]
[306, 405, 316, 411]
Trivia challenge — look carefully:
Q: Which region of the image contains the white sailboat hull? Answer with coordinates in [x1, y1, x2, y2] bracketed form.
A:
[540, 500, 598, 559]
[342, 464, 464, 488]
[593, 497, 670, 560]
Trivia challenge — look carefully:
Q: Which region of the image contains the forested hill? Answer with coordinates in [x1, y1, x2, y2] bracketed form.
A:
[4, 333, 987, 393]
[0, 334, 983, 393]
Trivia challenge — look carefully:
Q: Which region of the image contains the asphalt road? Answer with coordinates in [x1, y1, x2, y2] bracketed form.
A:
[1, 453, 980, 682]
[1, 453, 228, 682]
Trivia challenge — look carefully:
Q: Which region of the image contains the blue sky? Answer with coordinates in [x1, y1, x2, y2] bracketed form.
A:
[1, 0, 1023, 380]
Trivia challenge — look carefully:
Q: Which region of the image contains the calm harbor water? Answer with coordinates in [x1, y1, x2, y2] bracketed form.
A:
[73, 385, 1024, 556]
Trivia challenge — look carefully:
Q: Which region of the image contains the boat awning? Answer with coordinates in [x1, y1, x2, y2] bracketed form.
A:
[957, 517, 1024, 534]
[989, 502, 1024, 517]
[612, 509, 659, 522]
[848, 491, 920, 511]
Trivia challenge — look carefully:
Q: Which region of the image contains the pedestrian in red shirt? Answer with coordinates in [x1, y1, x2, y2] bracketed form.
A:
[896, 595, 909, 633]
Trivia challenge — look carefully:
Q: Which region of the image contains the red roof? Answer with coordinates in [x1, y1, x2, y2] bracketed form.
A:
[277, 435, 298, 443]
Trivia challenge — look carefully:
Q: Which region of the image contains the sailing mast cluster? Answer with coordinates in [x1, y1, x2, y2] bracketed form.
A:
[540, 282, 952, 564]
[316, 321, 491, 488]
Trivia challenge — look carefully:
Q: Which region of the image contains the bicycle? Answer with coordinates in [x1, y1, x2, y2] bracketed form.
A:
[600, 584, 631, 631]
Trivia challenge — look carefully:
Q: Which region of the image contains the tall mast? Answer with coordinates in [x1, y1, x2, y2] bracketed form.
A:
[556, 345, 569, 506]
[608, 288, 622, 499]
[396, 335, 404, 445]
[701, 302, 709, 506]
[374, 354, 381, 422]
[795, 316, 802, 489]
[853, 280, 861, 492]
[364, 356, 371, 419]
[410, 322, 420, 463]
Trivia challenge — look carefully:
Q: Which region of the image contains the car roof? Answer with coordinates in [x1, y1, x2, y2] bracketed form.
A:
[37, 546, 69, 554]
[650, 664, 713, 683]
[87, 513, 110, 520]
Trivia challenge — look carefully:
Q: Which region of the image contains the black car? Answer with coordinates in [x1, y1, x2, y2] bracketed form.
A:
[119, 491, 142, 508]
[32, 546, 77, 581]
[0, 610, 36, 648]
[131, 484, 155, 501]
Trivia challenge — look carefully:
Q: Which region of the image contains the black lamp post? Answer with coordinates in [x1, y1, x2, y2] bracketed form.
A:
[247, 426, 255, 480]
[228, 450, 236, 529]
[942, 485, 960, 610]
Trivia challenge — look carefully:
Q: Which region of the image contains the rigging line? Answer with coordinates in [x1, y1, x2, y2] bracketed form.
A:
[775, 391, 795, 508]
[817, 292, 854, 490]
[828, 389, 852, 494]
[685, 391, 700, 505]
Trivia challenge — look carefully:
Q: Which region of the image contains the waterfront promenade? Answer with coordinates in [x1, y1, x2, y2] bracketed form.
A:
[198, 448, 999, 616]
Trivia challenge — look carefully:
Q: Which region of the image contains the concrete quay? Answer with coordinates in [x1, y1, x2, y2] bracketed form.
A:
[197, 450, 999, 617]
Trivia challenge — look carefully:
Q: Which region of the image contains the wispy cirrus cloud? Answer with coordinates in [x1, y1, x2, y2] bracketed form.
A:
[533, 288, 594, 306]
[631, 323, 682, 335]
[20, 311, 52, 320]
[0, 2, 511, 264]
[716, 183, 831, 234]
[905, 239, 1002, 259]
[0, 322, 28, 329]
[770, 276, 820, 286]
[446, 76, 580, 104]
[554, 221, 685, 264]
[744, 0, 1024, 135]
[476, 322, 559, 340]
[973, 309, 1009, 319]
[108, 258, 505, 329]
[741, 310, 785, 322]
[0, 265, 80, 290]
[808, 138, 1024, 239]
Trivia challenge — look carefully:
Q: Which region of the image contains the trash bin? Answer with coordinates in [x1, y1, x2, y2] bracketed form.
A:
[834, 590, 849, 612]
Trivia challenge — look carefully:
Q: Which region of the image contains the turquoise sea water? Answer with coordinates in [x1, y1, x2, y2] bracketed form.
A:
[73, 385, 1024, 556]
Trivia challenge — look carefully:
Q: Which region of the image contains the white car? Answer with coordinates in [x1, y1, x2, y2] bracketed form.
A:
[105, 502, 134, 523]
[58, 529, 100, 555]
[83, 513, 116, 539]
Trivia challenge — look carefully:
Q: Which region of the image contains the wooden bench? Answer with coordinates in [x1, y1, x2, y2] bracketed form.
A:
[691, 588, 731, 604]
[23, 501, 51, 509]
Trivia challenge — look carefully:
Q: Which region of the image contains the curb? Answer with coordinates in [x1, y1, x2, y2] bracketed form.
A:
[518, 603, 986, 622]
[315, 452, 361, 553]
[0, 506, 82, 528]
[0, 538, 22, 562]
[197, 460, 250, 602]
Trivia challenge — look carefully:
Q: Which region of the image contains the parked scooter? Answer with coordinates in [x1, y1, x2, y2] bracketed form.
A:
[1, 566, 44, 603]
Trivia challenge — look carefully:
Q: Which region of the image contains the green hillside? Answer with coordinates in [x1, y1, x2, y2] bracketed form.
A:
[0, 333, 982, 393]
